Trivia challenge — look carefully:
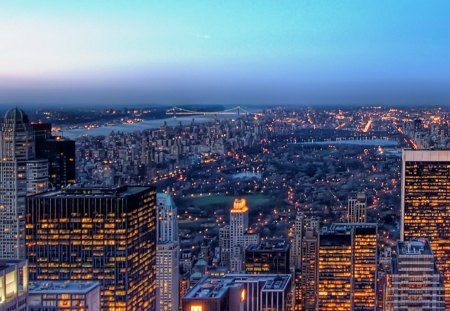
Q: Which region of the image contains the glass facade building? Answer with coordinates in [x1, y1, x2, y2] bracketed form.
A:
[318, 223, 377, 310]
[26, 186, 157, 311]
[401, 150, 450, 304]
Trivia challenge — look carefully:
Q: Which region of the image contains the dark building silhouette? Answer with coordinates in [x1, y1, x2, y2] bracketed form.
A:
[245, 239, 290, 274]
[31, 123, 75, 187]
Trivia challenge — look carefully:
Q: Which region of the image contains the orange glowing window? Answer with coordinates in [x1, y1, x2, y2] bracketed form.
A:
[241, 289, 246, 302]
[191, 306, 202, 311]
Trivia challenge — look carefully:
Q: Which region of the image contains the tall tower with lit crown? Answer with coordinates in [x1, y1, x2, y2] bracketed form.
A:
[230, 198, 249, 272]
[228, 198, 259, 272]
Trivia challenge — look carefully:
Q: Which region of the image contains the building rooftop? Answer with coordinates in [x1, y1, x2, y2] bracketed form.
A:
[4, 107, 29, 124]
[231, 198, 248, 213]
[30, 185, 153, 198]
[29, 281, 100, 295]
[185, 274, 292, 300]
[246, 239, 289, 252]
[397, 238, 433, 256]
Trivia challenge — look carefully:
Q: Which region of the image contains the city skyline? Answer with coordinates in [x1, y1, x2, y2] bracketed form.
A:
[1, 1, 450, 106]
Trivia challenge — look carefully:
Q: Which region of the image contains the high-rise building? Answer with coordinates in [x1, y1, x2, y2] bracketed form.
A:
[31, 123, 76, 187]
[0, 108, 48, 259]
[229, 198, 259, 272]
[291, 212, 304, 270]
[318, 223, 377, 310]
[348, 192, 367, 223]
[245, 239, 290, 274]
[0, 259, 28, 311]
[384, 239, 445, 310]
[318, 233, 352, 310]
[26, 186, 157, 310]
[182, 274, 292, 311]
[219, 225, 231, 267]
[401, 149, 450, 303]
[28, 281, 101, 311]
[156, 193, 179, 311]
[156, 192, 179, 243]
[300, 227, 319, 311]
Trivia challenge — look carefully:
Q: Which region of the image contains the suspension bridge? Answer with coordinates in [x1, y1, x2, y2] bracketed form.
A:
[166, 106, 251, 116]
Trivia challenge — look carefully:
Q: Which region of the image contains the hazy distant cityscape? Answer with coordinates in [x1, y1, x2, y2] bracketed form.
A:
[1, 103, 449, 310]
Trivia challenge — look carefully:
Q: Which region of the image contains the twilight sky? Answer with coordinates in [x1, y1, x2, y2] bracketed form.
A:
[1, 1, 450, 107]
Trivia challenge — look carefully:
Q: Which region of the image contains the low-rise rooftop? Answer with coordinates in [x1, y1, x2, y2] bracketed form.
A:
[29, 281, 100, 294]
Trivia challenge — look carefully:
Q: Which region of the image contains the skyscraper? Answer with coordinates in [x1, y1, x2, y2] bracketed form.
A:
[0, 108, 48, 259]
[26, 186, 157, 310]
[229, 198, 259, 272]
[401, 149, 450, 303]
[156, 193, 179, 311]
[348, 192, 367, 223]
[300, 227, 319, 311]
[318, 223, 377, 310]
[219, 225, 231, 267]
[318, 233, 352, 310]
[384, 239, 445, 310]
[31, 123, 76, 187]
[292, 212, 304, 270]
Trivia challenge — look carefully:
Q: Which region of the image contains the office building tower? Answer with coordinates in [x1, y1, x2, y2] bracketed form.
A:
[384, 239, 445, 310]
[318, 233, 352, 310]
[28, 281, 101, 311]
[245, 239, 290, 274]
[0, 259, 28, 311]
[182, 274, 292, 311]
[0, 108, 48, 259]
[31, 123, 76, 187]
[300, 228, 319, 311]
[219, 225, 231, 267]
[26, 186, 157, 311]
[318, 223, 377, 310]
[348, 192, 367, 223]
[156, 192, 179, 243]
[291, 212, 303, 270]
[401, 149, 450, 303]
[156, 193, 180, 311]
[229, 198, 259, 272]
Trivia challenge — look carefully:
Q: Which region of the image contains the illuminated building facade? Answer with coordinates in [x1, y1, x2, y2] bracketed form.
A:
[245, 239, 290, 274]
[348, 192, 367, 223]
[229, 198, 259, 272]
[28, 281, 101, 311]
[26, 186, 157, 310]
[182, 274, 292, 311]
[401, 149, 450, 304]
[0, 108, 48, 259]
[384, 239, 445, 310]
[318, 233, 352, 310]
[318, 223, 377, 310]
[291, 212, 303, 271]
[31, 123, 76, 187]
[0, 259, 28, 311]
[300, 228, 318, 311]
[156, 193, 179, 311]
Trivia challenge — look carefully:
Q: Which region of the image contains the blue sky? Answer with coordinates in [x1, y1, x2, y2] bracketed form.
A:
[1, 1, 450, 106]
